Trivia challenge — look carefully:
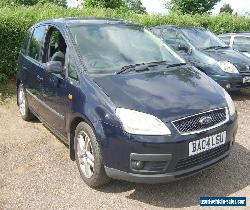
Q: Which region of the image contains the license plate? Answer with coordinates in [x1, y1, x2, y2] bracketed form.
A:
[243, 77, 250, 83]
[189, 131, 226, 156]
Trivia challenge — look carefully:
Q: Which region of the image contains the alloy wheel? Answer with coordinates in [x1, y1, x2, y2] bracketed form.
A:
[76, 131, 95, 178]
[18, 87, 26, 116]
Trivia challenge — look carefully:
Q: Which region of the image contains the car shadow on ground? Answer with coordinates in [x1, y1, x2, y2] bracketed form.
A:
[230, 90, 250, 101]
[99, 142, 250, 208]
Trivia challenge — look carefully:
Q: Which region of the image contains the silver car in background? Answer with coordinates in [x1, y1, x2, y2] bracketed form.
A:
[219, 33, 250, 58]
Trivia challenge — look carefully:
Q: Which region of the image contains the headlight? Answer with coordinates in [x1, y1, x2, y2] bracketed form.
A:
[223, 89, 236, 116]
[116, 108, 171, 135]
[217, 61, 239, 74]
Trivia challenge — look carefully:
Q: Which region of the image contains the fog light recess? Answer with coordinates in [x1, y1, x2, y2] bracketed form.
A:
[226, 83, 231, 89]
[131, 160, 144, 170]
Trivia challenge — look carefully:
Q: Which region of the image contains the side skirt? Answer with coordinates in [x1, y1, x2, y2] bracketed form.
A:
[29, 106, 69, 145]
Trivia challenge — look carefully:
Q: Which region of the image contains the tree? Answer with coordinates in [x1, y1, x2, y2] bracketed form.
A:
[0, 0, 13, 7]
[167, 0, 221, 15]
[220, 3, 233, 14]
[84, 0, 124, 9]
[5, 0, 67, 7]
[124, 0, 146, 14]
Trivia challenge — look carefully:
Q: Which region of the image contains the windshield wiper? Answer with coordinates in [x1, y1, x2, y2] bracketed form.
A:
[116, 61, 186, 74]
[165, 63, 186, 68]
[116, 63, 151, 74]
[203, 45, 229, 50]
[116, 61, 168, 74]
[116, 61, 185, 74]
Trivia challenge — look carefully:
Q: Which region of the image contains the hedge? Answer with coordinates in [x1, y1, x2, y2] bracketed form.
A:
[0, 4, 250, 82]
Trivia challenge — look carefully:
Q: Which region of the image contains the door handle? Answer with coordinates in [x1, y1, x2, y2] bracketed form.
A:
[37, 75, 43, 81]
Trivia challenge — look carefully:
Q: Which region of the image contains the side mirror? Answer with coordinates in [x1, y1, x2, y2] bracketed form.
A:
[45, 61, 63, 74]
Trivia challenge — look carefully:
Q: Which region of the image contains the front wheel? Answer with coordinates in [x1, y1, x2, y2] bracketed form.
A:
[74, 122, 110, 188]
[18, 84, 35, 121]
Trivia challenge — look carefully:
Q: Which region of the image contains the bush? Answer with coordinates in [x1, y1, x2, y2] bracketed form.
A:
[0, 4, 250, 82]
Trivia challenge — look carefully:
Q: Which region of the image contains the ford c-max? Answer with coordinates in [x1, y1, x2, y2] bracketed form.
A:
[17, 18, 237, 188]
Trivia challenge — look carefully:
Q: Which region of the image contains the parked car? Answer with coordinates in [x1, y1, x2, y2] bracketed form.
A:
[219, 32, 250, 58]
[149, 25, 250, 91]
[17, 18, 237, 188]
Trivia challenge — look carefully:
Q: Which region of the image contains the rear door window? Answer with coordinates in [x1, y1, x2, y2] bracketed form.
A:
[27, 25, 46, 62]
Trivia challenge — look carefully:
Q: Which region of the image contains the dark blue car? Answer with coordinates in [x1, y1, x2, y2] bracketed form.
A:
[17, 18, 238, 188]
[149, 26, 250, 91]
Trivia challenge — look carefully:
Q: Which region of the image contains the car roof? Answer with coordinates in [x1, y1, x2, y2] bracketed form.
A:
[149, 25, 205, 30]
[219, 32, 250, 36]
[37, 17, 136, 27]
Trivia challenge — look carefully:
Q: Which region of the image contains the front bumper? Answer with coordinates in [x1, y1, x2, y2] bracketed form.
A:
[105, 150, 229, 183]
[95, 114, 237, 183]
[211, 74, 250, 91]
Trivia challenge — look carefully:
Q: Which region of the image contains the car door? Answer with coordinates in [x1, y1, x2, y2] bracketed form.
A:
[39, 26, 77, 139]
[22, 25, 47, 115]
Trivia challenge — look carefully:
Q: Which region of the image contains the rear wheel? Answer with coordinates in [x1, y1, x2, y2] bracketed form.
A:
[18, 84, 35, 121]
[74, 122, 110, 188]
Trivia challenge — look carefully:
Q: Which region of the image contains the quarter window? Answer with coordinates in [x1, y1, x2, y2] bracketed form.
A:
[68, 57, 79, 81]
[28, 25, 46, 61]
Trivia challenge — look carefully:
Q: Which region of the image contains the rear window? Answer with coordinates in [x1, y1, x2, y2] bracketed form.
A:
[27, 25, 46, 61]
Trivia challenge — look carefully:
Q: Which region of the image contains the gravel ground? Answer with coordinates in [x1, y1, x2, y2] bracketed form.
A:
[0, 91, 249, 210]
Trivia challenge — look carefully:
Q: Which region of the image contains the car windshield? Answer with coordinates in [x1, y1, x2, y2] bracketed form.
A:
[181, 28, 227, 49]
[70, 24, 184, 74]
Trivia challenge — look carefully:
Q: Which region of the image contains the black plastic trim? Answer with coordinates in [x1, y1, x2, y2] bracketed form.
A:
[130, 153, 172, 161]
[105, 151, 229, 183]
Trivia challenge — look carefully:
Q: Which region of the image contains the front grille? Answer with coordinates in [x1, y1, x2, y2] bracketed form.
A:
[175, 143, 229, 171]
[172, 108, 228, 135]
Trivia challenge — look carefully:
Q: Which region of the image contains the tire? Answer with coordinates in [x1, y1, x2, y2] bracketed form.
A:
[74, 122, 110, 188]
[18, 84, 35, 121]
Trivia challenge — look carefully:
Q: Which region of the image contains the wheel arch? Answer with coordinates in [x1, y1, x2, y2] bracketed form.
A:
[68, 113, 96, 161]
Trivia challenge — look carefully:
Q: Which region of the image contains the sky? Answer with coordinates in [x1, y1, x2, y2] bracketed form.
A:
[67, 0, 250, 15]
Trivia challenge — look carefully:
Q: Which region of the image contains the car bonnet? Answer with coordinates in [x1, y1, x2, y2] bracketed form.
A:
[92, 66, 227, 122]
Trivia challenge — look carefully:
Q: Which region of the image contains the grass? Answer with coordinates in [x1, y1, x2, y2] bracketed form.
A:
[0, 79, 16, 104]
